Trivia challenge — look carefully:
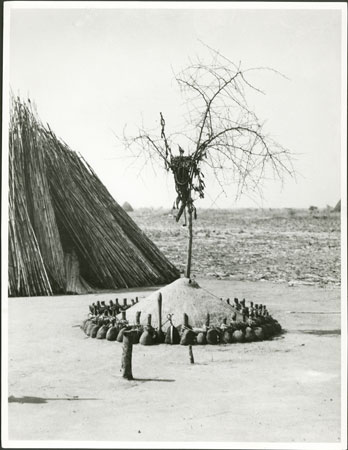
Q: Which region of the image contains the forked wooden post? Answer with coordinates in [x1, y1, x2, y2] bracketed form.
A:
[158, 292, 163, 332]
[121, 330, 134, 380]
[189, 345, 194, 364]
[184, 206, 193, 278]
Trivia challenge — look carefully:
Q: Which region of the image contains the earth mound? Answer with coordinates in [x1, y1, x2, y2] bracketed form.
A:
[119, 277, 244, 328]
[82, 278, 282, 343]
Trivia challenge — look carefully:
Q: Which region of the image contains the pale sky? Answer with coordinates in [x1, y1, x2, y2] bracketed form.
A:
[7, 4, 344, 209]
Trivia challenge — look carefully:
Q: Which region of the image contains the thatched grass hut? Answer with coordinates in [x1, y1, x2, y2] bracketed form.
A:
[333, 200, 341, 212]
[8, 97, 180, 297]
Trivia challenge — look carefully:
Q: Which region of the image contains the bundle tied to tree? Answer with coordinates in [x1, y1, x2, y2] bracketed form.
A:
[170, 149, 205, 223]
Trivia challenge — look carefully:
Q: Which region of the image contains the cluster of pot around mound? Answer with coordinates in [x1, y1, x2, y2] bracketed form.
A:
[81, 295, 282, 345]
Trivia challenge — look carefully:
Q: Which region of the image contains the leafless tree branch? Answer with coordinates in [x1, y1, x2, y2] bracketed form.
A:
[122, 44, 294, 204]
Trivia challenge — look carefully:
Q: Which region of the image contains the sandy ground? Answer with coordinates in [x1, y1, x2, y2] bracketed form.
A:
[6, 279, 341, 444]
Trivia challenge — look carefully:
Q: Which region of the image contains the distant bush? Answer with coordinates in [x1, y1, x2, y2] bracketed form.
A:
[309, 205, 319, 214]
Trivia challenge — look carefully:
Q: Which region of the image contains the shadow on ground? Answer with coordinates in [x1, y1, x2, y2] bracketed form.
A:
[300, 329, 341, 336]
[132, 378, 175, 383]
[8, 395, 98, 404]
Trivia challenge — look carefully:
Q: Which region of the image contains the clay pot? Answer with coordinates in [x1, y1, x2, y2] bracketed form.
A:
[180, 329, 195, 345]
[96, 324, 109, 339]
[196, 332, 207, 345]
[165, 326, 180, 345]
[81, 318, 89, 331]
[154, 329, 165, 344]
[263, 323, 274, 338]
[232, 329, 244, 343]
[116, 327, 127, 343]
[207, 328, 219, 345]
[139, 326, 154, 345]
[130, 329, 140, 344]
[245, 327, 255, 342]
[132, 328, 142, 344]
[269, 321, 280, 336]
[273, 321, 282, 333]
[247, 317, 255, 327]
[229, 322, 238, 333]
[106, 325, 118, 341]
[222, 329, 233, 344]
[83, 319, 91, 333]
[85, 321, 95, 336]
[90, 324, 101, 338]
[238, 322, 247, 333]
[254, 327, 265, 341]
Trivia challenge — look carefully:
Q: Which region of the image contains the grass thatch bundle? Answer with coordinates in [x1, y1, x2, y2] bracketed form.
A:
[8, 96, 180, 297]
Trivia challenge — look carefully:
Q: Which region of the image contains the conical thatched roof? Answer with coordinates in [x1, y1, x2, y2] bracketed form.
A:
[122, 201, 133, 212]
[8, 97, 179, 297]
[121, 278, 244, 328]
[333, 200, 341, 212]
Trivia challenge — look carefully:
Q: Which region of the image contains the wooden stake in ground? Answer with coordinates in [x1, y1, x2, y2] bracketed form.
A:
[189, 345, 194, 364]
[184, 203, 193, 278]
[156, 292, 165, 343]
[121, 330, 134, 380]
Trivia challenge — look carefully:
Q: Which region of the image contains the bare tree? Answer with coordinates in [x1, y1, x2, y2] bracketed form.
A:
[123, 45, 293, 278]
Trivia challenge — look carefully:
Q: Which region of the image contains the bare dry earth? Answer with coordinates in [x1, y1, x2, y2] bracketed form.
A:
[135, 208, 340, 287]
[7, 279, 341, 444]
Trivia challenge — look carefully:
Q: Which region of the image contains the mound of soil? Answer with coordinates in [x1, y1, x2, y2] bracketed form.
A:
[119, 277, 245, 328]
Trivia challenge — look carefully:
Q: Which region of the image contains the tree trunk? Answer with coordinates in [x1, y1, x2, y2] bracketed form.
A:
[121, 331, 133, 380]
[185, 206, 193, 278]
